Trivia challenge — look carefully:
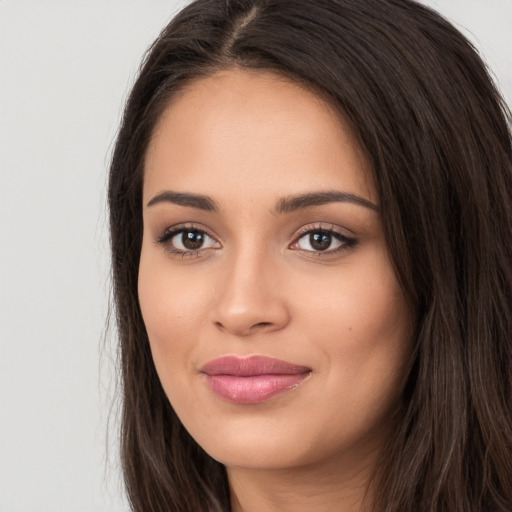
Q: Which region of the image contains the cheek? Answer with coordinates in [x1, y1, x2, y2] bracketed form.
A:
[295, 249, 412, 395]
[137, 246, 208, 379]
[291, 262, 411, 452]
[300, 259, 408, 345]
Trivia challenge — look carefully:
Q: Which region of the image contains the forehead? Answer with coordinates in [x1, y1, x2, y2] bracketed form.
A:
[143, 69, 376, 206]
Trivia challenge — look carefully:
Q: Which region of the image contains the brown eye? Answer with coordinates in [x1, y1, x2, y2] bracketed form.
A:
[158, 228, 220, 254]
[293, 229, 356, 254]
[309, 232, 332, 251]
[180, 230, 205, 250]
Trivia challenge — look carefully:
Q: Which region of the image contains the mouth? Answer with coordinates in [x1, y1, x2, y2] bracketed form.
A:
[200, 355, 312, 404]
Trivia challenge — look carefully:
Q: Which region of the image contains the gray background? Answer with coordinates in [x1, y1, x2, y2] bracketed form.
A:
[0, 1, 510, 511]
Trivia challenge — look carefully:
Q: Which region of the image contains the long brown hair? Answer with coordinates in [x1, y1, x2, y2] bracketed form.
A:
[108, 1, 512, 510]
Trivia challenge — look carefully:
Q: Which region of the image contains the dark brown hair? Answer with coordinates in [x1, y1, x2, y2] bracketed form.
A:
[108, 1, 512, 510]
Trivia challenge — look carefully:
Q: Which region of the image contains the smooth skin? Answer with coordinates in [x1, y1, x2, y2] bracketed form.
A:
[139, 69, 413, 512]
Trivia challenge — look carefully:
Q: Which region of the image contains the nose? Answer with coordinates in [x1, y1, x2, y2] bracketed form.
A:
[211, 250, 290, 338]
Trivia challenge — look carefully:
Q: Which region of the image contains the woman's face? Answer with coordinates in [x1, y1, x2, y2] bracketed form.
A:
[139, 69, 412, 473]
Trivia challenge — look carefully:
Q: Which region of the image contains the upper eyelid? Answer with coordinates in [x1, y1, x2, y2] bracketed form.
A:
[154, 221, 355, 247]
[155, 225, 220, 258]
[292, 222, 355, 240]
[155, 222, 220, 243]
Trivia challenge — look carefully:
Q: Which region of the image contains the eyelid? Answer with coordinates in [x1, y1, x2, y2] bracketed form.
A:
[155, 222, 217, 242]
[293, 222, 355, 239]
[155, 222, 221, 257]
[154, 221, 356, 258]
[289, 222, 357, 255]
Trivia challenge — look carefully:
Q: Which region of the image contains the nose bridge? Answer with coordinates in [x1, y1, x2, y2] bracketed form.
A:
[212, 240, 289, 336]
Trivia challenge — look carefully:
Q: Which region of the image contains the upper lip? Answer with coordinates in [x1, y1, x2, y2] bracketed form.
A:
[200, 355, 311, 377]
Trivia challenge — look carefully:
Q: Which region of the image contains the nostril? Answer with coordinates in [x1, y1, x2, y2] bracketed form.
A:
[214, 321, 272, 331]
[212, 297, 290, 336]
[255, 322, 272, 328]
[213, 319, 277, 337]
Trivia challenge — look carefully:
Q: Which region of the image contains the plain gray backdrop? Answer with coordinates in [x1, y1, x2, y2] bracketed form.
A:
[0, 1, 510, 511]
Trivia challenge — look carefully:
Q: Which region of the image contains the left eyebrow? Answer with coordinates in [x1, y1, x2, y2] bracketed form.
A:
[273, 190, 379, 214]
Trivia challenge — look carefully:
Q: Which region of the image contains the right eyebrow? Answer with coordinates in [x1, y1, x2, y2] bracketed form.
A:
[146, 190, 220, 212]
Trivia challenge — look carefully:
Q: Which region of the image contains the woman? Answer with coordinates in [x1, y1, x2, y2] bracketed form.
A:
[108, 0, 512, 510]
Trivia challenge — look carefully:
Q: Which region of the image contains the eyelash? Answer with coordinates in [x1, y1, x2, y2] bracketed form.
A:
[155, 222, 357, 259]
[291, 224, 357, 257]
[156, 223, 218, 259]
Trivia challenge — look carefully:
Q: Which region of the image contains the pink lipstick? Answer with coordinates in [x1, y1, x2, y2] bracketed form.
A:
[200, 356, 311, 404]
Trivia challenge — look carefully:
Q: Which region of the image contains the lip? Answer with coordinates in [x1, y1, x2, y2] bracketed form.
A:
[200, 356, 312, 404]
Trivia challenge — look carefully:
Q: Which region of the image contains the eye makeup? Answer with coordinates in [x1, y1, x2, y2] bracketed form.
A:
[155, 222, 220, 259]
[154, 221, 358, 260]
[290, 223, 357, 258]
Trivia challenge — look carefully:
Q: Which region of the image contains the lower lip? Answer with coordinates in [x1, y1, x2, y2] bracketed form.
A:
[205, 373, 310, 404]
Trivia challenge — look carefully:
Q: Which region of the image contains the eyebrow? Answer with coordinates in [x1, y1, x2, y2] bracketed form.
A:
[146, 189, 379, 213]
[273, 190, 379, 214]
[147, 191, 220, 211]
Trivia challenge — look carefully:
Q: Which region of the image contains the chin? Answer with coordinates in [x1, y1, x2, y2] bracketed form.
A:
[187, 416, 309, 469]
[207, 439, 309, 470]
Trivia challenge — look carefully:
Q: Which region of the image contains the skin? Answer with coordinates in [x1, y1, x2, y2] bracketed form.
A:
[139, 69, 413, 512]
